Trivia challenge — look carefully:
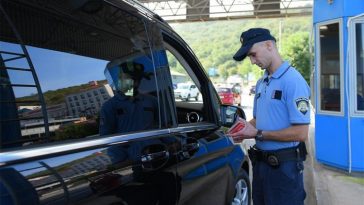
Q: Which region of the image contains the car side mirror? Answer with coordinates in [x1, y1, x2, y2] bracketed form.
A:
[220, 105, 246, 127]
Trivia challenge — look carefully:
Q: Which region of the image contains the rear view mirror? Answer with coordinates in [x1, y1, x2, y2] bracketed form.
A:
[220, 105, 246, 127]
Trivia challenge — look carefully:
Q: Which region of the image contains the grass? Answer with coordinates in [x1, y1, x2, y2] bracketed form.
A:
[340, 176, 364, 185]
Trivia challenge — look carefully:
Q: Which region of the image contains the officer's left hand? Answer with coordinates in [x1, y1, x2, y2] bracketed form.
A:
[228, 119, 257, 143]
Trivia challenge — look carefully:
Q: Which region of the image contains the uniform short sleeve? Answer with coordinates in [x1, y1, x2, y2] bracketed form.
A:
[285, 72, 311, 124]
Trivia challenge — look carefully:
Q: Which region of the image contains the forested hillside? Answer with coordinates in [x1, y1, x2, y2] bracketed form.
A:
[170, 17, 312, 83]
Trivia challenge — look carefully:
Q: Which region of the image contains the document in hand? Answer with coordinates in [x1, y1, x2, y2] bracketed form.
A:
[227, 117, 246, 134]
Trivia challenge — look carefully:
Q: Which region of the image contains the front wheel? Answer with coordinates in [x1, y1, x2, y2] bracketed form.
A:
[195, 93, 199, 101]
[183, 94, 190, 101]
[231, 169, 251, 205]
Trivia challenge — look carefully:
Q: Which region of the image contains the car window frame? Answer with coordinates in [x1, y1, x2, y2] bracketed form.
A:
[161, 32, 220, 128]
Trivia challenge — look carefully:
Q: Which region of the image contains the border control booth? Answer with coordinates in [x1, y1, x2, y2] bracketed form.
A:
[313, 0, 364, 172]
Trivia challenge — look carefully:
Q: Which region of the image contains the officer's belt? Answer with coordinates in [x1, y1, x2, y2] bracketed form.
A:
[248, 143, 307, 167]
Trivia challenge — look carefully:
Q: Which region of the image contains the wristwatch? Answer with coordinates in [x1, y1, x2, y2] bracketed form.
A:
[255, 130, 264, 141]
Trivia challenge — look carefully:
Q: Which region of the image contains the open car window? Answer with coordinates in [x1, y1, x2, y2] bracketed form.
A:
[164, 43, 207, 125]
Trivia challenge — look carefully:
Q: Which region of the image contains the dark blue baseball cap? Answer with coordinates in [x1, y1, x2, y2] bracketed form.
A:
[233, 28, 276, 61]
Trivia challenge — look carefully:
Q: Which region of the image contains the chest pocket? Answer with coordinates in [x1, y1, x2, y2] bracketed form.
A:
[272, 90, 282, 100]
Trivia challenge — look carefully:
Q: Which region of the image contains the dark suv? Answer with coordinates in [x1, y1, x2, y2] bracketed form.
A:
[0, 1, 250, 205]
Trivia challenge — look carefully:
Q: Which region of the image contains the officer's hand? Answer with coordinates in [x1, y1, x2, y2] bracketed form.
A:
[228, 119, 257, 143]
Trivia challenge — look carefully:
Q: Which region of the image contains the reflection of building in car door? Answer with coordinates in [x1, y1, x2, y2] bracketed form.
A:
[100, 55, 158, 135]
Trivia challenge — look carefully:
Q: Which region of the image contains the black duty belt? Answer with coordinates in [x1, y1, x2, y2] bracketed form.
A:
[248, 142, 307, 168]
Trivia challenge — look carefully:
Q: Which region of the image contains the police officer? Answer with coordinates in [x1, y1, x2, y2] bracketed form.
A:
[99, 60, 158, 135]
[229, 28, 310, 205]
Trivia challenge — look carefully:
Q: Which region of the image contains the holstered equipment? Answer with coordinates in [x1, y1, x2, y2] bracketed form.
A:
[248, 142, 307, 168]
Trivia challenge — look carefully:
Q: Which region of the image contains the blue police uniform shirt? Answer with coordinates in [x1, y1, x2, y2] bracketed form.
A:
[253, 61, 310, 151]
[99, 92, 158, 135]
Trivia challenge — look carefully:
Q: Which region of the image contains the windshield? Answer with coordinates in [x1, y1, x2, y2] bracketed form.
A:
[218, 88, 231, 93]
[178, 84, 189, 89]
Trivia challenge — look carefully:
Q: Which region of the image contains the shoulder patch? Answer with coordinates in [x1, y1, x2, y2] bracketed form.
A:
[295, 97, 309, 115]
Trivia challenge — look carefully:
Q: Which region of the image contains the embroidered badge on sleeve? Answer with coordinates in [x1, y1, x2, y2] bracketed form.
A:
[295, 98, 309, 115]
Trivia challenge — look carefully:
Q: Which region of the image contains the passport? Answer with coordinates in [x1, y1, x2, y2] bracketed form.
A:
[227, 117, 246, 134]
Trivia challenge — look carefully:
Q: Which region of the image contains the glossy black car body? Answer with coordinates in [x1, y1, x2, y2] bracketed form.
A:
[0, 1, 250, 205]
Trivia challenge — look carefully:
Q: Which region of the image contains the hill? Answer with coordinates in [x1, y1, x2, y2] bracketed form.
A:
[170, 17, 312, 82]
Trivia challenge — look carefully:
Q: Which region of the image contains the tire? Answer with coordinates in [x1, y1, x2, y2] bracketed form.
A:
[231, 169, 251, 205]
[185, 94, 190, 101]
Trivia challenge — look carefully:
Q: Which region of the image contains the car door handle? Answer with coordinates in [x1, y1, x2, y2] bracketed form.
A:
[141, 150, 170, 170]
[181, 138, 199, 159]
[141, 150, 169, 163]
[183, 142, 199, 153]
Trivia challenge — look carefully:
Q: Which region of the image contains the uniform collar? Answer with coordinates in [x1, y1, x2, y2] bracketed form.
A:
[263, 61, 291, 79]
[116, 92, 133, 101]
[116, 92, 143, 102]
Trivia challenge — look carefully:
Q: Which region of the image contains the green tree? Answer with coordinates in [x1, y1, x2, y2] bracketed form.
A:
[218, 66, 229, 80]
[171, 17, 311, 83]
[281, 32, 312, 83]
[54, 121, 98, 141]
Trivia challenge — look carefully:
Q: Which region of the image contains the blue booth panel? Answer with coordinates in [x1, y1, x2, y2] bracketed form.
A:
[315, 115, 349, 170]
[314, 0, 364, 23]
[349, 118, 364, 171]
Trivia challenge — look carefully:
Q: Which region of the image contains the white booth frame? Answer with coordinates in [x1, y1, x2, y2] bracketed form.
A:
[348, 15, 364, 117]
[315, 18, 345, 116]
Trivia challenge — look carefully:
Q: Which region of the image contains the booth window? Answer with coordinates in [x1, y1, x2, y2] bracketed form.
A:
[355, 23, 364, 111]
[318, 22, 342, 112]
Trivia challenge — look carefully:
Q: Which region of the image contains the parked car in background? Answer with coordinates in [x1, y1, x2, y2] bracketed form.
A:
[217, 84, 242, 106]
[249, 85, 256, 95]
[0, 0, 251, 205]
[217, 87, 235, 105]
[174, 82, 199, 101]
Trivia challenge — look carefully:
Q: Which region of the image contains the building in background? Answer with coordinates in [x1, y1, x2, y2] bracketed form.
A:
[65, 83, 114, 117]
[21, 103, 67, 120]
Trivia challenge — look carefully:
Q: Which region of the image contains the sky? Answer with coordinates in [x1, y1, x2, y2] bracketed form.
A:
[1, 41, 108, 97]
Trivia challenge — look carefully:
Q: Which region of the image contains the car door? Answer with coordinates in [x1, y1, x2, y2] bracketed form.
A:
[0, 1, 180, 204]
[159, 33, 246, 205]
